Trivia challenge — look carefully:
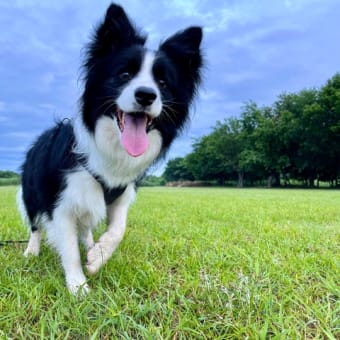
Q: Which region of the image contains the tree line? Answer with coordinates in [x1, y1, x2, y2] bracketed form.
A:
[0, 171, 20, 186]
[0, 170, 19, 178]
[163, 73, 340, 187]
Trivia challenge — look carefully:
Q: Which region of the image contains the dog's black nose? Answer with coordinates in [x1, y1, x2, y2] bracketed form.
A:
[135, 87, 157, 107]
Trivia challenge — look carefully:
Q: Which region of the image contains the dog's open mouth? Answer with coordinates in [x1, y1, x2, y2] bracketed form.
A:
[116, 109, 153, 157]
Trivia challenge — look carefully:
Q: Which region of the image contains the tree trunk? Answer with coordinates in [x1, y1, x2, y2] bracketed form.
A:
[217, 177, 225, 186]
[267, 175, 273, 188]
[274, 172, 281, 187]
[238, 171, 244, 188]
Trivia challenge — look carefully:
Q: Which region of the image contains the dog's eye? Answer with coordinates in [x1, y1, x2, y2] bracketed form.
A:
[158, 79, 167, 89]
[120, 72, 131, 81]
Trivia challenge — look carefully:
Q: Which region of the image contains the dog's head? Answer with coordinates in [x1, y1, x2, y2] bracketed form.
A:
[81, 3, 203, 157]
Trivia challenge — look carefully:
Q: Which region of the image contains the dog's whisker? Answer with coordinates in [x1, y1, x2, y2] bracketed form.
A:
[161, 107, 177, 126]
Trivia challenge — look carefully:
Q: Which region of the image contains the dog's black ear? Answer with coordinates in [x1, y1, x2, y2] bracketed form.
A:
[101, 4, 145, 46]
[87, 4, 146, 60]
[160, 27, 203, 76]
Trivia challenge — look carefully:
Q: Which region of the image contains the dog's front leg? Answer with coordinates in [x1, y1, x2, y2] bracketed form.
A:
[46, 216, 89, 295]
[86, 183, 135, 274]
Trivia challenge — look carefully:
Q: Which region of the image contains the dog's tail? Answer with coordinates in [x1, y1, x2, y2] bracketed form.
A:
[16, 186, 29, 228]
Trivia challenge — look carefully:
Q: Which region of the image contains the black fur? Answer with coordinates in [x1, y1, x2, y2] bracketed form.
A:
[20, 3, 203, 232]
[21, 121, 76, 223]
[81, 4, 203, 150]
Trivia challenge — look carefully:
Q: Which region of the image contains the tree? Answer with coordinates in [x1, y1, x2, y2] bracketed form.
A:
[0, 171, 19, 178]
[238, 102, 268, 186]
[272, 89, 322, 186]
[318, 73, 340, 186]
[164, 73, 340, 187]
[163, 157, 194, 182]
[185, 118, 244, 185]
[273, 84, 339, 186]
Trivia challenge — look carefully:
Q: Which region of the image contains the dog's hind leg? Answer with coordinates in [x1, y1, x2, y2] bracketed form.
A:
[80, 227, 95, 250]
[17, 186, 41, 257]
[86, 183, 135, 274]
[24, 228, 41, 257]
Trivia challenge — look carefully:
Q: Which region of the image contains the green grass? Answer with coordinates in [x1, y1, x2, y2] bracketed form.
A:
[0, 186, 339, 339]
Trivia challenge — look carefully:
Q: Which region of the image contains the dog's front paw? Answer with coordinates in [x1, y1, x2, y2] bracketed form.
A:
[68, 282, 90, 296]
[66, 274, 90, 296]
[86, 242, 113, 274]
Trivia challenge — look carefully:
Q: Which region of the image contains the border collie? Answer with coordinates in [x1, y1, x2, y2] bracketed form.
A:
[17, 3, 203, 294]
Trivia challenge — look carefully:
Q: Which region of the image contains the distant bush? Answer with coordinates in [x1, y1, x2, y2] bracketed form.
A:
[0, 170, 20, 186]
[140, 175, 165, 187]
[166, 180, 213, 187]
[0, 170, 19, 178]
[0, 178, 20, 186]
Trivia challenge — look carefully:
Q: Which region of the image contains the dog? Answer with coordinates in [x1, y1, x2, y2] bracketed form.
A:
[17, 3, 203, 294]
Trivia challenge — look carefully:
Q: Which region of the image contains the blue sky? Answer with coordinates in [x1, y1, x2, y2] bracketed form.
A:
[0, 0, 339, 175]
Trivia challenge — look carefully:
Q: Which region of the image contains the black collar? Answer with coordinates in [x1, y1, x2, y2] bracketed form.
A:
[77, 156, 126, 205]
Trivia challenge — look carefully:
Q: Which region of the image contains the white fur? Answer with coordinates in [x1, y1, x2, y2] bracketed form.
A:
[43, 170, 106, 293]
[20, 51, 164, 295]
[17, 186, 42, 257]
[43, 173, 136, 293]
[26, 100, 162, 295]
[73, 50, 163, 189]
[80, 227, 95, 250]
[74, 115, 162, 188]
[117, 51, 162, 117]
[86, 183, 135, 274]
[24, 230, 42, 257]
[55, 170, 107, 229]
[16, 186, 28, 227]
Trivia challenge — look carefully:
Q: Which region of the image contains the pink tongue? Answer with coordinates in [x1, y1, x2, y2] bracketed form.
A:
[121, 114, 149, 157]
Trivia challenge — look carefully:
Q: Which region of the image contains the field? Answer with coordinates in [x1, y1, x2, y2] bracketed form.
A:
[0, 186, 339, 339]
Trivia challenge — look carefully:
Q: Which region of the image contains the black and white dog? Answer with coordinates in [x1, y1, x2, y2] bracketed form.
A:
[17, 3, 203, 294]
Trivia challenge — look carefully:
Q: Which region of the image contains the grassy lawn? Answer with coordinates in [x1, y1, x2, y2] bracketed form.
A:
[0, 186, 339, 339]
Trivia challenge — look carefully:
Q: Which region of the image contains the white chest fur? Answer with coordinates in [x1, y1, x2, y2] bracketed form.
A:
[73, 115, 162, 188]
